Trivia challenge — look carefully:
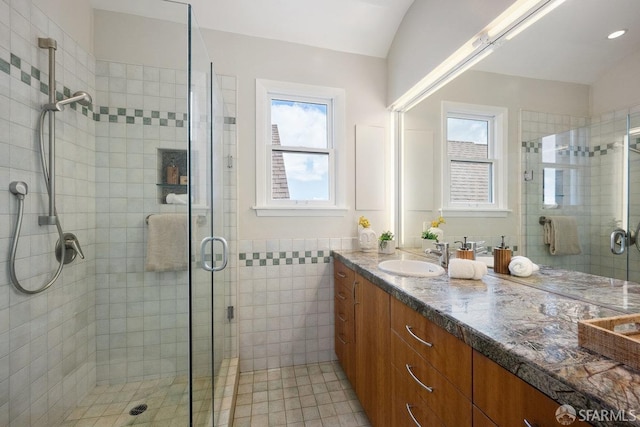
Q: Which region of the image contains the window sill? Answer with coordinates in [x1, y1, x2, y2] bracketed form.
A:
[440, 208, 512, 218]
[252, 206, 349, 217]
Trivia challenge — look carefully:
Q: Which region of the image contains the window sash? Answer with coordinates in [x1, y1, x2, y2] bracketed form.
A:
[442, 102, 507, 211]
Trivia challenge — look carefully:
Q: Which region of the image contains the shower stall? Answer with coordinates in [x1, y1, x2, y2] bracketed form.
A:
[1, 1, 236, 426]
[522, 108, 640, 284]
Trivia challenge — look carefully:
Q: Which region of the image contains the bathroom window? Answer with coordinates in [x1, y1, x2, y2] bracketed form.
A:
[254, 79, 347, 216]
[442, 102, 508, 215]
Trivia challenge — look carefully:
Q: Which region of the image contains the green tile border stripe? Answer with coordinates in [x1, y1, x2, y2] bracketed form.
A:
[4, 51, 238, 128]
[239, 251, 330, 267]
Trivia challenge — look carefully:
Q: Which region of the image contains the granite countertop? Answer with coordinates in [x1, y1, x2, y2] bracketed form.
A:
[332, 249, 640, 427]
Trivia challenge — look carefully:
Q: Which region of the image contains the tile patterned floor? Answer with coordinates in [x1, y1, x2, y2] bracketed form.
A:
[61, 375, 213, 426]
[232, 361, 370, 427]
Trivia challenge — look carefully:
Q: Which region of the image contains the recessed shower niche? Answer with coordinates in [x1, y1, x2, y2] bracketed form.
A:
[157, 148, 188, 204]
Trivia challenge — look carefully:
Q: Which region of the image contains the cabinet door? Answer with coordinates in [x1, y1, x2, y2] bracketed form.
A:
[473, 351, 592, 427]
[355, 275, 390, 427]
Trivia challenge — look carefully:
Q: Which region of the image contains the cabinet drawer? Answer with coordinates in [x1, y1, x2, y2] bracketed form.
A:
[473, 405, 497, 427]
[391, 332, 471, 427]
[334, 259, 355, 287]
[334, 295, 353, 343]
[391, 297, 472, 397]
[392, 364, 445, 427]
[335, 280, 353, 307]
[473, 351, 592, 427]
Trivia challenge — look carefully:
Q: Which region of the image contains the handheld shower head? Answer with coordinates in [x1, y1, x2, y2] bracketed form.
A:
[44, 91, 92, 111]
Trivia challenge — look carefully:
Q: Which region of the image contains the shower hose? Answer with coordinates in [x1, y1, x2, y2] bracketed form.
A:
[9, 109, 65, 294]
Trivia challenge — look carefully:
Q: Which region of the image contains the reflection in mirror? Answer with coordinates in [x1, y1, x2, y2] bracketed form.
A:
[399, 0, 640, 283]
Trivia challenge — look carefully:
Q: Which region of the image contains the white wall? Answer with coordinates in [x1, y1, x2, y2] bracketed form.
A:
[403, 70, 590, 250]
[590, 49, 640, 116]
[32, 0, 94, 54]
[386, 0, 516, 106]
[203, 29, 391, 240]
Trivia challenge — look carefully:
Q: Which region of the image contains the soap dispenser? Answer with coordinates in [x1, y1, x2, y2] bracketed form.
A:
[455, 237, 474, 260]
[493, 236, 512, 274]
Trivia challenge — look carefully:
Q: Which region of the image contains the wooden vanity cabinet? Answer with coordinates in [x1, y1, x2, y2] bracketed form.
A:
[354, 273, 390, 427]
[390, 296, 472, 426]
[473, 350, 592, 427]
[333, 259, 592, 427]
[333, 260, 356, 386]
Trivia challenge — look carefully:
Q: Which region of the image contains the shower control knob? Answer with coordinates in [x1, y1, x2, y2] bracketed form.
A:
[9, 181, 28, 197]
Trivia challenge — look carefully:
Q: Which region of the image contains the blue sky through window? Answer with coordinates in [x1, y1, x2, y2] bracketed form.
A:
[271, 99, 329, 200]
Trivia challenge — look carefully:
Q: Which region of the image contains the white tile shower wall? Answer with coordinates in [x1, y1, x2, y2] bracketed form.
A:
[237, 237, 356, 373]
[94, 60, 191, 384]
[0, 1, 97, 425]
[220, 74, 238, 362]
[521, 111, 592, 272]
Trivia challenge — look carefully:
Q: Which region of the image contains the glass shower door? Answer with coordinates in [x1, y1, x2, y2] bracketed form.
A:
[626, 112, 640, 283]
[188, 6, 227, 426]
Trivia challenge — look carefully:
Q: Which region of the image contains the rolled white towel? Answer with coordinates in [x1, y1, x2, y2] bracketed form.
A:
[448, 259, 487, 280]
[166, 193, 188, 205]
[508, 256, 539, 277]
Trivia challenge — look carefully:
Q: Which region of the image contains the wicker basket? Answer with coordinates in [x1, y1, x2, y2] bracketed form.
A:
[578, 313, 640, 370]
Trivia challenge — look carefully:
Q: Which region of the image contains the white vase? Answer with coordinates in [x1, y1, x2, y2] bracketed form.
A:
[358, 225, 377, 252]
[379, 240, 395, 254]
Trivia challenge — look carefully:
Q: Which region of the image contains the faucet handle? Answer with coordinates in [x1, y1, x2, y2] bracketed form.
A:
[66, 234, 85, 259]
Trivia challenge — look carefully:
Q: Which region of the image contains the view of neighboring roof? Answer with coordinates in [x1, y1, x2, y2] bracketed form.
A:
[271, 124, 290, 200]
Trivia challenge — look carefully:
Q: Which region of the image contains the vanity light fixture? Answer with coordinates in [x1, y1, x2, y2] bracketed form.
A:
[607, 29, 627, 40]
[390, 0, 566, 111]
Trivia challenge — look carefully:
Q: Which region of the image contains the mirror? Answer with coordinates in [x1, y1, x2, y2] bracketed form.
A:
[400, 0, 640, 281]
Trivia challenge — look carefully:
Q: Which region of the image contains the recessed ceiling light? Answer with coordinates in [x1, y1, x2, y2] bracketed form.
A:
[607, 29, 627, 40]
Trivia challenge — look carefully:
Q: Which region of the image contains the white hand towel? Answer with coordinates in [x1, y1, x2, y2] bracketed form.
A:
[543, 216, 581, 255]
[166, 193, 188, 205]
[448, 259, 487, 280]
[145, 213, 188, 272]
[508, 256, 539, 277]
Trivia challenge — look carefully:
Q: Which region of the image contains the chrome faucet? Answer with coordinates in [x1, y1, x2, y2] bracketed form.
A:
[425, 242, 450, 268]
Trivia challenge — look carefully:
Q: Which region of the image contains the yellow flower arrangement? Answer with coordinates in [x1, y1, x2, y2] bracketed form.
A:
[358, 216, 371, 228]
[430, 216, 446, 228]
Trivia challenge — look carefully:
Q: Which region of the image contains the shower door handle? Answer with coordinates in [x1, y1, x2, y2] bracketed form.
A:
[611, 228, 628, 255]
[200, 236, 228, 272]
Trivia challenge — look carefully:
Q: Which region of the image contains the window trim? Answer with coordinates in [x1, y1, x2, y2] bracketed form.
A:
[441, 101, 509, 216]
[254, 79, 347, 216]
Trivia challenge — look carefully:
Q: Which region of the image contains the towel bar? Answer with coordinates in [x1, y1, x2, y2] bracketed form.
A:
[145, 214, 207, 225]
[539, 216, 551, 225]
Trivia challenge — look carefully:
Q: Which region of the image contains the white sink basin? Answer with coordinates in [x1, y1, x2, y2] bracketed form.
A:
[378, 259, 445, 277]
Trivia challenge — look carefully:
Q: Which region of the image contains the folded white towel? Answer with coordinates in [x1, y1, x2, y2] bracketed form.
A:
[166, 193, 188, 205]
[543, 216, 581, 255]
[508, 256, 540, 277]
[448, 258, 487, 280]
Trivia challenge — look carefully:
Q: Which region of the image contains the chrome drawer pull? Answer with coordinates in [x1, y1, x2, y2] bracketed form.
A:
[337, 334, 349, 345]
[337, 271, 347, 278]
[405, 364, 433, 393]
[406, 404, 422, 427]
[336, 292, 346, 301]
[337, 313, 347, 322]
[524, 420, 537, 427]
[406, 325, 433, 347]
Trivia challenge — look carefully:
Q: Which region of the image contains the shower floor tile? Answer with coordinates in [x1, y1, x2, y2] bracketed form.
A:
[61, 375, 213, 427]
[232, 361, 370, 427]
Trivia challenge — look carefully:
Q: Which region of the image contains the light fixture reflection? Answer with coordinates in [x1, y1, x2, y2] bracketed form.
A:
[607, 29, 627, 40]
